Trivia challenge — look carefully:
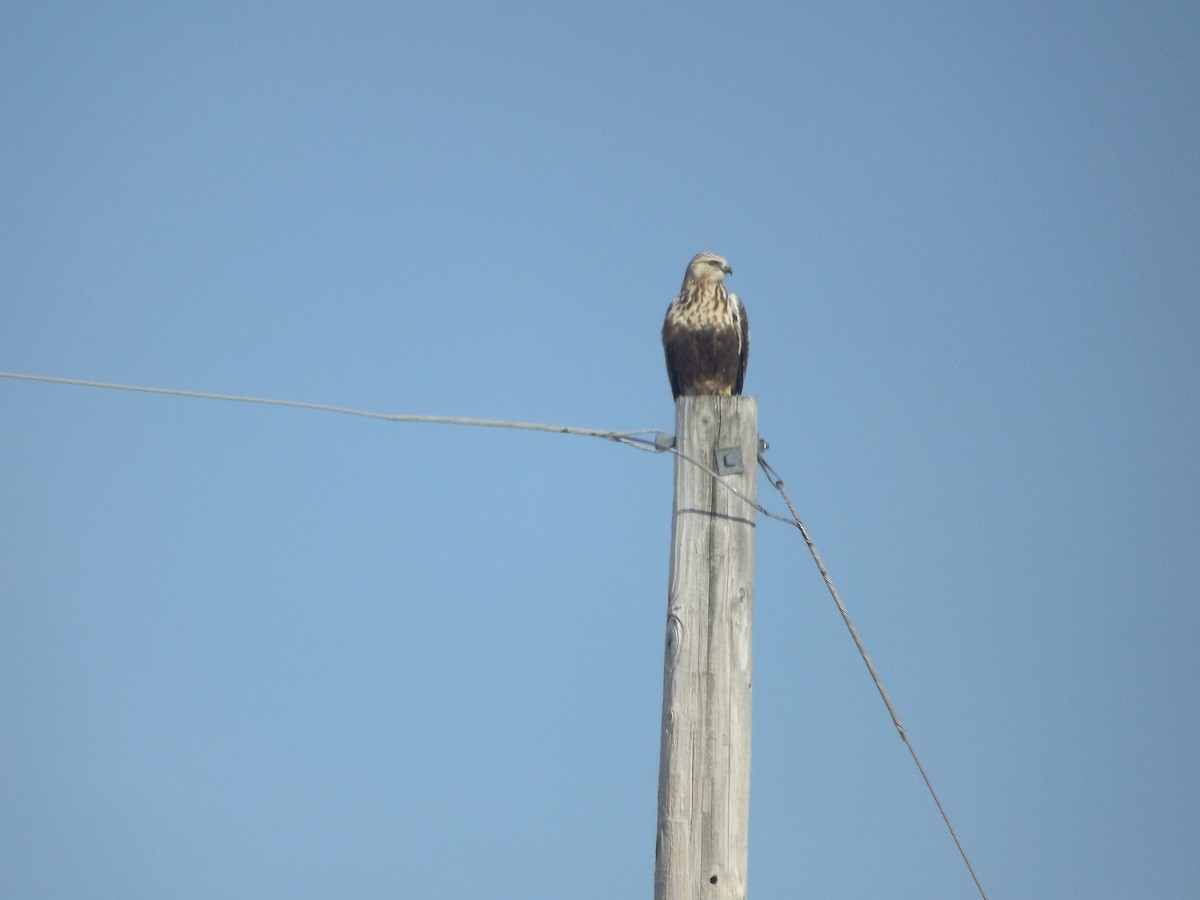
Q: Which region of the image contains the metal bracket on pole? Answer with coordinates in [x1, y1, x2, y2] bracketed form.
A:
[715, 446, 743, 475]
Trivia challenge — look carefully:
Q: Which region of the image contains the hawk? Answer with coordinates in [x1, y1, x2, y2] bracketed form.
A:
[662, 252, 749, 400]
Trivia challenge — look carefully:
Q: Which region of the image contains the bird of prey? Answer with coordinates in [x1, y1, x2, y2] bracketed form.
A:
[662, 252, 749, 400]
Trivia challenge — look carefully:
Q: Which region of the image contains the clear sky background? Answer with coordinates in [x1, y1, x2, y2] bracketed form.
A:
[2, 3, 1197, 898]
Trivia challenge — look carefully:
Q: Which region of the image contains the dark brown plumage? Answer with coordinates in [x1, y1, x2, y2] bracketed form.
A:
[662, 252, 749, 400]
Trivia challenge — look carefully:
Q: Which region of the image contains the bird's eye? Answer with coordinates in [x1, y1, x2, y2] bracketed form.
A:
[708, 260, 720, 267]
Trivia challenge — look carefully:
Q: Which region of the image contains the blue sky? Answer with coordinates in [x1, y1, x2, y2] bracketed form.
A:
[3, 2, 1198, 897]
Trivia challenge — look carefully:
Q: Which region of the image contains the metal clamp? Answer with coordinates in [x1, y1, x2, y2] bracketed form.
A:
[714, 447, 744, 475]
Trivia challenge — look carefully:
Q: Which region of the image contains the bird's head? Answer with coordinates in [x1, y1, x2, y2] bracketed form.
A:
[684, 252, 733, 288]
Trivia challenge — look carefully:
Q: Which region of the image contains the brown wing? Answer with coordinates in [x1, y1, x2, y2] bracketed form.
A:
[734, 296, 750, 395]
[663, 306, 684, 400]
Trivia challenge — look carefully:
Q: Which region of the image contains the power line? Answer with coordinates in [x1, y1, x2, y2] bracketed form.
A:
[758, 454, 991, 900]
[3, 368, 988, 896]
[0, 370, 775, 519]
[0, 370, 663, 445]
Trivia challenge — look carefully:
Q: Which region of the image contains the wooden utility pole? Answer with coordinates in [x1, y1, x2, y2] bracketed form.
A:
[655, 395, 757, 900]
